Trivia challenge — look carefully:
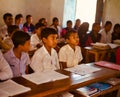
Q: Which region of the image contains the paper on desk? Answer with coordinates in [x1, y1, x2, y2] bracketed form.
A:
[65, 64, 101, 76]
[22, 71, 69, 85]
[0, 80, 31, 97]
[107, 43, 119, 49]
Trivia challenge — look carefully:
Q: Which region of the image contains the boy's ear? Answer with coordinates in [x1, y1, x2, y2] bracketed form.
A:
[66, 38, 69, 43]
[42, 37, 47, 43]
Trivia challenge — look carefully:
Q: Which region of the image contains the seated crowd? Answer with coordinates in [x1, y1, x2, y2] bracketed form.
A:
[0, 12, 120, 81]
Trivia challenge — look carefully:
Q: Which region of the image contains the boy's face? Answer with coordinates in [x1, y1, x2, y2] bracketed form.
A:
[5, 16, 13, 26]
[21, 40, 30, 52]
[43, 34, 58, 48]
[67, 33, 79, 46]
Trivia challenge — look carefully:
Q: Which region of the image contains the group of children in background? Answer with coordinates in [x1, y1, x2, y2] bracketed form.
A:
[0, 12, 120, 82]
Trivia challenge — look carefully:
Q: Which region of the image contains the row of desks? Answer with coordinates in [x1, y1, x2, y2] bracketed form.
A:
[12, 63, 120, 97]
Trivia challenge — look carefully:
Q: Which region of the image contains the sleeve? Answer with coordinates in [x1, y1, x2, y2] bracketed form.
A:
[0, 51, 13, 80]
[55, 51, 60, 69]
[59, 47, 67, 62]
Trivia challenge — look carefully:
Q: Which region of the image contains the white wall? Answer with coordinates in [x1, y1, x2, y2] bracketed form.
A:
[0, 0, 64, 26]
[103, 0, 120, 27]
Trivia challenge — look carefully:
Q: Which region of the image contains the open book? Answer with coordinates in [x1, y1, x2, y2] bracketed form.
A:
[0, 80, 31, 97]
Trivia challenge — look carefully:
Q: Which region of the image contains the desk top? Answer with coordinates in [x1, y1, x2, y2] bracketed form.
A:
[13, 63, 120, 97]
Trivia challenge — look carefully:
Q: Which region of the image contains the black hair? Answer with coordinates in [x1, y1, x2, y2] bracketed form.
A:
[12, 31, 30, 48]
[65, 29, 77, 39]
[41, 28, 58, 39]
[39, 18, 46, 23]
[34, 22, 45, 29]
[105, 21, 112, 26]
[7, 25, 19, 35]
[26, 15, 32, 19]
[3, 13, 13, 21]
[67, 20, 72, 25]
[52, 17, 58, 23]
[15, 14, 23, 20]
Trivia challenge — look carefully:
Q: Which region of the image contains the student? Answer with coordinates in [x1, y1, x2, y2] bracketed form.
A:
[0, 50, 13, 81]
[4, 31, 31, 77]
[50, 17, 62, 38]
[74, 19, 81, 31]
[30, 23, 45, 49]
[61, 20, 73, 38]
[86, 23, 101, 46]
[15, 14, 23, 30]
[100, 21, 112, 43]
[0, 13, 13, 51]
[23, 15, 35, 35]
[112, 23, 120, 42]
[38, 18, 48, 27]
[78, 22, 89, 47]
[59, 29, 83, 69]
[30, 28, 60, 72]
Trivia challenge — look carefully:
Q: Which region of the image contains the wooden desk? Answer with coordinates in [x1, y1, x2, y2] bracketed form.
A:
[84, 46, 117, 63]
[12, 63, 120, 97]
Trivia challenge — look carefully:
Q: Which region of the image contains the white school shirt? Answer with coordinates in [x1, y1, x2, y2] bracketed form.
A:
[59, 44, 83, 68]
[30, 45, 60, 72]
[100, 29, 112, 43]
[30, 33, 43, 48]
[0, 50, 13, 80]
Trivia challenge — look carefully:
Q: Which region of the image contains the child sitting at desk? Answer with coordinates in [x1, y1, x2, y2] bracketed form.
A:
[4, 31, 31, 77]
[0, 50, 13, 81]
[30, 28, 60, 72]
[59, 29, 83, 69]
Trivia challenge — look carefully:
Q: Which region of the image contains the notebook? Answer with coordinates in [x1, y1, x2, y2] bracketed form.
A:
[89, 82, 112, 91]
[95, 61, 120, 71]
[76, 86, 99, 96]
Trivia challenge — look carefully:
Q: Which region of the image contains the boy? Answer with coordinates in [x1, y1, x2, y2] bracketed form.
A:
[0, 50, 13, 81]
[4, 31, 31, 77]
[30, 23, 45, 49]
[59, 29, 83, 69]
[30, 28, 60, 72]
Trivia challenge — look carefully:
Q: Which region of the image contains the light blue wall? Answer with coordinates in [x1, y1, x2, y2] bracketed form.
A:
[62, 0, 76, 28]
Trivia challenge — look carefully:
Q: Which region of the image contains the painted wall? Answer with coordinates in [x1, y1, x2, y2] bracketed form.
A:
[103, 0, 120, 27]
[0, 0, 64, 26]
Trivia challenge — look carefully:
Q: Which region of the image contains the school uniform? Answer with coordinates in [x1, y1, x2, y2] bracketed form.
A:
[30, 45, 60, 72]
[4, 48, 30, 77]
[100, 28, 112, 43]
[59, 44, 83, 68]
[30, 33, 43, 48]
[0, 50, 13, 80]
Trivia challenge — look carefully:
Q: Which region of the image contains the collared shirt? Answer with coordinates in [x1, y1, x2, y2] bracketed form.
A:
[59, 44, 83, 68]
[30, 33, 43, 48]
[0, 50, 13, 80]
[30, 45, 60, 72]
[100, 29, 112, 43]
[4, 49, 30, 77]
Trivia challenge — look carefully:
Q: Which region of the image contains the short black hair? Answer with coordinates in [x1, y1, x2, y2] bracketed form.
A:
[26, 15, 32, 19]
[105, 21, 112, 26]
[52, 17, 58, 23]
[15, 14, 23, 20]
[7, 25, 19, 35]
[12, 31, 30, 48]
[3, 13, 13, 21]
[39, 18, 46, 23]
[41, 28, 58, 39]
[34, 22, 45, 29]
[65, 29, 77, 39]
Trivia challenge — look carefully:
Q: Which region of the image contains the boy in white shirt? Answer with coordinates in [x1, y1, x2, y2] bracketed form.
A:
[0, 50, 13, 80]
[30, 28, 60, 72]
[30, 23, 45, 49]
[59, 29, 83, 69]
